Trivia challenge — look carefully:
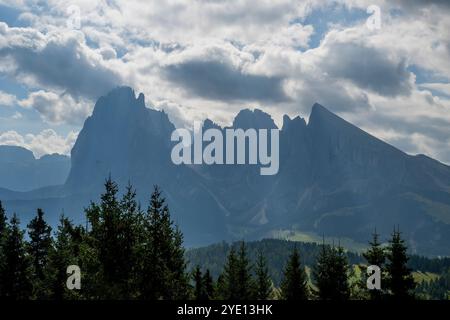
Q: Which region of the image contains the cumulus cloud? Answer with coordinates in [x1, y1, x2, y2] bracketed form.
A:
[322, 43, 413, 97]
[0, 22, 122, 100]
[18, 90, 92, 125]
[0, 90, 17, 107]
[0, 129, 78, 157]
[164, 59, 288, 103]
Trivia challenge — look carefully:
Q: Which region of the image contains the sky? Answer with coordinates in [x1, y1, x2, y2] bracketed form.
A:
[0, 0, 449, 164]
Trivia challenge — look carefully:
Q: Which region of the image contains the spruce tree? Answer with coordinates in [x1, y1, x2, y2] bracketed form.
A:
[220, 242, 254, 300]
[1, 214, 32, 299]
[0, 200, 8, 297]
[119, 183, 141, 298]
[280, 248, 309, 300]
[254, 252, 272, 300]
[333, 245, 351, 300]
[221, 246, 239, 299]
[46, 216, 81, 300]
[313, 243, 350, 300]
[85, 178, 142, 298]
[85, 177, 122, 298]
[313, 243, 332, 300]
[193, 265, 204, 300]
[363, 229, 385, 299]
[203, 269, 214, 300]
[27, 208, 52, 298]
[139, 185, 189, 299]
[215, 273, 226, 299]
[0, 200, 6, 238]
[236, 242, 254, 300]
[386, 228, 415, 299]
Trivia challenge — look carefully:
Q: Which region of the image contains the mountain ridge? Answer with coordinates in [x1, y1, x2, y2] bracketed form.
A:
[1, 86, 449, 256]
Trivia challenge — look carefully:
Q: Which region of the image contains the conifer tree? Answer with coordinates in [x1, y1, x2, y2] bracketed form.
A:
[119, 183, 141, 298]
[85, 178, 142, 298]
[221, 246, 239, 299]
[280, 247, 309, 300]
[0, 201, 6, 238]
[203, 269, 214, 300]
[46, 216, 81, 300]
[1, 214, 32, 299]
[333, 245, 350, 300]
[193, 265, 204, 300]
[215, 273, 226, 300]
[313, 243, 332, 300]
[139, 185, 189, 299]
[363, 229, 386, 299]
[27, 208, 52, 298]
[386, 228, 415, 299]
[0, 200, 8, 297]
[236, 242, 254, 300]
[220, 242, 254, 300]
[254, 252, 272, 300]
[313, 243, 350, 300]
[85, 177, 122, 298]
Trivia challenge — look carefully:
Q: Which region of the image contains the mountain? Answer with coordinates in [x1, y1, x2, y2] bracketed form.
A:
[1, 87, 450, 255]
[0, 145, 70, 191]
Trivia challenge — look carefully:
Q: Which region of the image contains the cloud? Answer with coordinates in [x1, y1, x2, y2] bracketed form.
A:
[419, 83, 450, 98]
[0, 129, 78, 157]
[164, 59, 288, 103]
[322, 42, 413, 97]
[18, 90, 92, 125]
[11, 111, 22, 119]
[0, 90, 17, 107]
[0, 22, 122, 100]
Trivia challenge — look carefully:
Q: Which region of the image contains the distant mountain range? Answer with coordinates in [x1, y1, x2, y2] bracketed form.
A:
[0, 145, 70, 191]
[1, 86, 449, 256]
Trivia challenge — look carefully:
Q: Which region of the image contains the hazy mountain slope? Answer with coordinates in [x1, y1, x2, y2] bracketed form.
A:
[0, 145, 70, 192]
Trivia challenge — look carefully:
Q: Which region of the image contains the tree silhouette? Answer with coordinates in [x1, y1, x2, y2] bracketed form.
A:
[386, 227, 415, 299]
[27, 208, 52, 298]
[313, 242, 350, 300]
[362, 229, 385, 299]
[1, 214, 32, 299]
[255, 252, 273, 300]
[280, 247, 309, 300]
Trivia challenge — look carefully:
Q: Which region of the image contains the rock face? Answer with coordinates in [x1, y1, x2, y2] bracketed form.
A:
[2, 87, 450, 255]
[0, 145, 70, 191]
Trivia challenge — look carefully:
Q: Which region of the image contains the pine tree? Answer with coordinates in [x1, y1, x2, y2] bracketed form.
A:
[280, 248, 309, 300]
[363, 229, 386, 299]
[46, 216, 81, 300]
[27, 208, 52, 298]
[0, 200, 8, 297]
[85, 178, 142, 298]
[220, 242, 254, 300]
[333, 245, 350, 300]
[85, 177, 122, 298]
[386, 227, 415, 299]
[254, 252, 272, 299]
[236, 242, 254, 300]
[1, 214, 32, 299]
[193, 265, 204, 300]
[203, 269, 214, 300]
[119, 183, 141, 298]
[0, 200, 6, 238]
[215, 273, 226, 299]
[313, 243, 332, 300]
[139, 185, 189, 299]
[220, 246, 239, 299]
[313, 243, 350, 300]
